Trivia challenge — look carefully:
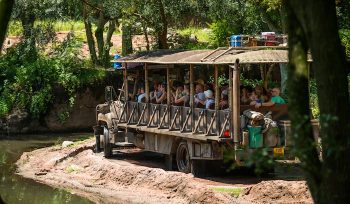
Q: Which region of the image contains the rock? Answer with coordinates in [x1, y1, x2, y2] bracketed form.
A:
[62, 141, 74, 148]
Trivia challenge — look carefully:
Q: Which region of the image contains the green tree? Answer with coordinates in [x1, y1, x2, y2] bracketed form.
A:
[0, 0, 14, 49]
[82, 0, 120, 67]
[284, 0, 350, 203]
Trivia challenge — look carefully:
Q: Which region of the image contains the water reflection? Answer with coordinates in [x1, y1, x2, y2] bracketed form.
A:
[0, 133, 94, 204]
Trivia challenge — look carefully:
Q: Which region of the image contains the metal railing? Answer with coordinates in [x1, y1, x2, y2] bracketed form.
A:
[118, 101, 233, 138]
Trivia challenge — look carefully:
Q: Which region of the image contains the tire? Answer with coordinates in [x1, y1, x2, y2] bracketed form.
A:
[191, 160, 207, 177]
[103, 126, 112, 158]
[95, 134, 101, 153]
[176, 142, 191, 173]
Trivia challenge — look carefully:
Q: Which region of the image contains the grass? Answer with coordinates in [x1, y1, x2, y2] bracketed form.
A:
[65, 164, 80, 173]
[7, 20, 121, 37]
[177, 27, 211, 43]
[210, 186, 244, 197]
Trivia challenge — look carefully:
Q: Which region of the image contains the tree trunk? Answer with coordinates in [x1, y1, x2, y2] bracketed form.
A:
[156, 0, 168, 49]
[0, 0, 14, 50]
[285, 0, 350, 203]
[122, 23, 133, 56]
[95, 11, 107, 64]
[285, 3, 322, 202]
[142, 22, 150, 51]
[82, 4, 98, 64]
[103, 20, 116, 68]
[20, 11, 36, 60]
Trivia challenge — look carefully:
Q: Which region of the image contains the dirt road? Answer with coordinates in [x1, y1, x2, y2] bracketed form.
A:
[16, 138, 313, 204]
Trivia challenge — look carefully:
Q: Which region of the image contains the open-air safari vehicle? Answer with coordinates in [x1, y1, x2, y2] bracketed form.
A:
[93, 46, 320, 176]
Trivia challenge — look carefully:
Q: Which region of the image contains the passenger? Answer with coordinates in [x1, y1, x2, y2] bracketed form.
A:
[137, 86, 146, 103]
[204, 90, 215, 109]
[240, 86, 251, 105]
[255, 87, 285, 108]
[174, 83, 190, 106]
[219, 89, 229, 109]
[254, 85, 269, 102]
[194, 83, 206, 108]
[150, 82, 161, 103]
[172, 82, 184, 105]
[155, 83, 167, 104]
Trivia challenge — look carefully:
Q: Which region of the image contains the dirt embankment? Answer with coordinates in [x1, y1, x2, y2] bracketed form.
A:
[16, 139, 240, 204]
[16, 139, 313, 204]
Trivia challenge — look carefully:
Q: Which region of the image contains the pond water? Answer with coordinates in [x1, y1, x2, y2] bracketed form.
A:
[0, 133, 95, 204]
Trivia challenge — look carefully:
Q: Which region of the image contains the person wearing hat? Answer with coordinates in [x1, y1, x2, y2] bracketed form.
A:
[204, 90, 215, 109]
[194, 83, 206, 108]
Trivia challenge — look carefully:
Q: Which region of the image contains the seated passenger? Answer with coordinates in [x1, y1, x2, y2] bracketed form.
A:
[150, 82, 162, 103]
[137, 86, 146, 103]
[254, 85, 267, 102]
[219, 90, 229, 109]
[194, 83, 206, 108]
[204, 90, 215, 109]
[255, 87, 285, 108]
[173, 83, 189, 106]
[155, 83, 167, 104]
[249, 91, 258, 105]
[240, 85, 251, 105]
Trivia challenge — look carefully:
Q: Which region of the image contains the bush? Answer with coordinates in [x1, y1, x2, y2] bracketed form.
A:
[0, 34, 106, 119]
[339, 29, 350, 56]
[209, 20, 238, 48]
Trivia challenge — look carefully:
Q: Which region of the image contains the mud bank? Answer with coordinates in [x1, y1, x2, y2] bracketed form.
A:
[16, 139, 242, 204]
[16, 138, 313, 204]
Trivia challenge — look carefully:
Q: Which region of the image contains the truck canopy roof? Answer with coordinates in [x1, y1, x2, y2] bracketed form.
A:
[113, 47, 312, 66]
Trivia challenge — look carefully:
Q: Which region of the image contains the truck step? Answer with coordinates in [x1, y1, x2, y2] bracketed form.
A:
[113, 142, 135, 147]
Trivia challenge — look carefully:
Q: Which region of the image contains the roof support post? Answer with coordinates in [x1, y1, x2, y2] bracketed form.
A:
[166, 65, 171, 129]
[214, 65, 219, 110]
[215, 65, 220, 136]
[230, 60, 240, 143]
[145, 63, 149, 103]
[123, 63, 129, 129]
[229, 65, 233, 137]
[123, 63, 128, 102]
[167, 65, 171, 106]
[189, 64, 194, 131]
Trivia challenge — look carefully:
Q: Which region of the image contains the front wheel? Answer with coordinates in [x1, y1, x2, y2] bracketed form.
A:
[103, 127, 112, 158]
[176, 142, 191, 173]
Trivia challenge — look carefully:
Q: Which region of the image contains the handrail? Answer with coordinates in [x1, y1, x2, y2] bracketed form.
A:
[118, 103, 127, 123]
[158, 106, 169, 129]
[147, 105, 159, 127]
[206, 111, 217, 136]
[137, 104, 148, 126]
[127, 103, 138, 124]
[169, 108, 180, 131]
[193, 110, 205, 134]
[118, 102, 234, 139]
[181, 108, 192, 133]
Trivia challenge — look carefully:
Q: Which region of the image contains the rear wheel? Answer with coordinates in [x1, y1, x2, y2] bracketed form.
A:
[176, 142, 191, 173]
[103, 127, 112, 158]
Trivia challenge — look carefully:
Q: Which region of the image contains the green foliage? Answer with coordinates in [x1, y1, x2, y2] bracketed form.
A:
[0, 34, 106, 119]
[177, 27, 211, 43]
[339, 29, 350, 56]
[246, 148, 275, 176]
[210, 187, 243, 197]
[309, 79, 319, 119]
[209, 20, 238, 47]
[240, 74, 263, 87]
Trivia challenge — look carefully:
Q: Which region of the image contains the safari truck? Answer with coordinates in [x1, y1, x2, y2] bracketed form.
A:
[93, 47, 320, 176]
